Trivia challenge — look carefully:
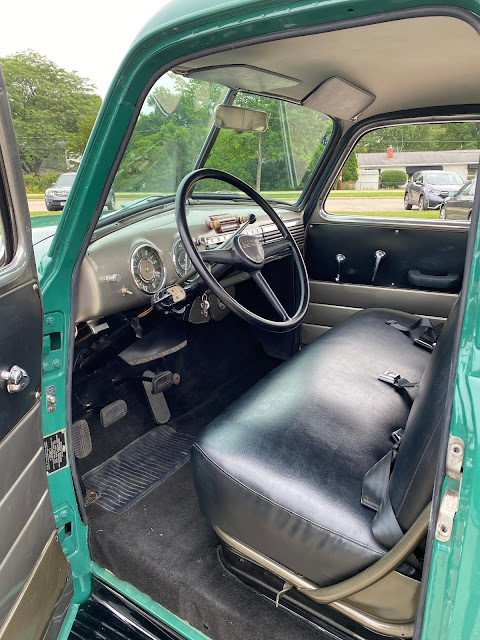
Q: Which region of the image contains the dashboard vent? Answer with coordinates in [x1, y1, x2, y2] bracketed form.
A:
[260, 220, 305, 247]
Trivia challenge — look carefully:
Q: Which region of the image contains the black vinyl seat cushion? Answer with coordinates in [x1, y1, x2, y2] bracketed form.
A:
[192, 308, 431, 587]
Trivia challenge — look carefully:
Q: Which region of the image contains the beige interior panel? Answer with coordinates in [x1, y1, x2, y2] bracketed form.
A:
[178, 16, 480, 120]
[302, 281, 457, 344]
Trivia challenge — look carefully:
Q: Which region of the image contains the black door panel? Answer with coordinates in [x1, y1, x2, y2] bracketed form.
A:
[306, 221, 468, 292]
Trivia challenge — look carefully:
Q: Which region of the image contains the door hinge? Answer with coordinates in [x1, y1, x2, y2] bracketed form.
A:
[435, 436, 464, 543]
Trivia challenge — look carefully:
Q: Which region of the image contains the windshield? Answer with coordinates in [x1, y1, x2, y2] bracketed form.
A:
[106, 71, 333, 219]
[426, 172, 463, 185]
[56, 173, 76, 187]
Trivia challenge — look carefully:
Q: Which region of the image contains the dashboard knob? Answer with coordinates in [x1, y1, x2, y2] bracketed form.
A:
[105, 273, 121, 282]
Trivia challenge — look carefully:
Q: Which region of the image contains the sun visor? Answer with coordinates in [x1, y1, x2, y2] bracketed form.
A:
[303, 77, 375, 120]
[182, 65, 300, 93]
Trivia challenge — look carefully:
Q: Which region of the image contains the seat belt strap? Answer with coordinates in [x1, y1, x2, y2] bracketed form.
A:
[386, 317, 441, 351]
[361, 429, 404, 511]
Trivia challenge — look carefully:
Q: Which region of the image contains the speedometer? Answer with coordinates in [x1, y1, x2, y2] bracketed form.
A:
[130, 244, 166, 294]
[172, 238, 192, 278]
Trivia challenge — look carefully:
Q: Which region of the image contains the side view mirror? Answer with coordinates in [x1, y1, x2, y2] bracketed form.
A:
[214, 105, 268, 133]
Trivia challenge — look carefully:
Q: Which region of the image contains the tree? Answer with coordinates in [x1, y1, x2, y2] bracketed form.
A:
[342, 152, 358, 183]
[0, 51, 101, 174]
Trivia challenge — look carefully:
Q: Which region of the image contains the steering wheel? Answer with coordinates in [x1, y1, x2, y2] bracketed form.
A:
[176, 168, 309, 333]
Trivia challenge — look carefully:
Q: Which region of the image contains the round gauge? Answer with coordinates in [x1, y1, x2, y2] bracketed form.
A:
[130, 244, 166, 294]
[172, 238, 192, 278]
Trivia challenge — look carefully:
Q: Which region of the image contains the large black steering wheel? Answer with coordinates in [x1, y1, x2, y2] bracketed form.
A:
[176, 168, 309, 333]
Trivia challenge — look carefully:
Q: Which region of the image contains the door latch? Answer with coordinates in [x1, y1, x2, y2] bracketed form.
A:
[435, 436, 464, 543]
[1, 365, 30, 393]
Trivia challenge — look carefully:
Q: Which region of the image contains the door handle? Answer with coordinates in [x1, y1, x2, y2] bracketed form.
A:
[371, 250, 386, 284]
[1, 365, 30, 393]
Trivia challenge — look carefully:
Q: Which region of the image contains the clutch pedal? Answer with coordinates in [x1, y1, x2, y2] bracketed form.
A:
[100, 399, 128, 428]
[71, 419, 92, 459]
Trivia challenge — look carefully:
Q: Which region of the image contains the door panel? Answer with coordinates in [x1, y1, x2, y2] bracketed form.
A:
[306, 221, 468, 290]
[0, 66, 72, 640]
[303, 219, 466, 344]
[302, 280, 457, 344]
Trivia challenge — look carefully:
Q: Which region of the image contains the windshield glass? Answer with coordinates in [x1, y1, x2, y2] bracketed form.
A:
[106, 71, 333, 219]
[426, 172, 463, 185]
[56, 173, 76, 187]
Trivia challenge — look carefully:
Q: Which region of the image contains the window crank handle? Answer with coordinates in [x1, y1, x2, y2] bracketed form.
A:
[335, 254, 346, 283]
[372, 250, 386, 284]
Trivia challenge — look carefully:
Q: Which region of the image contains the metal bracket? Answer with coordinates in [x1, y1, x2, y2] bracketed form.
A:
[435, 435, 464, 543]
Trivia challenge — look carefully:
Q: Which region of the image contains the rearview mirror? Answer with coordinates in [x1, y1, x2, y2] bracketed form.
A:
[214, 105, 268, 133]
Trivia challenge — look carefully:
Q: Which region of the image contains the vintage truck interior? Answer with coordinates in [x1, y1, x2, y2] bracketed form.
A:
[67, 12, 476, 640]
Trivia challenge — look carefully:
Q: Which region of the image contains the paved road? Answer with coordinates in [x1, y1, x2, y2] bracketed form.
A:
[28, 199, 49, 213]
[326, 197, 405, 213]
[27, 196, 408, 215]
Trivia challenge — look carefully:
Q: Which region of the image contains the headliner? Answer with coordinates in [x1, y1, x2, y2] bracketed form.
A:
[176, 16, 480, 121]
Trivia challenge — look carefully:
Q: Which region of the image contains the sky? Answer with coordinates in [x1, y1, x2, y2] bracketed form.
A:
[1, 0, 170, 97]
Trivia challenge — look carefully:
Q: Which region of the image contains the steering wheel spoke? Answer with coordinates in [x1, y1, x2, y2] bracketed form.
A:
[251, 272, 290, 321]
[199, 248, 236, 266]
[263, 239, 292, 259]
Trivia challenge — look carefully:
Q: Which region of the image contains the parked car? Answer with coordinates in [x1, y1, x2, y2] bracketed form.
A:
[45, 171, 116, 211]
[404, 170, 464, 210]
[440, 179, 476, 220]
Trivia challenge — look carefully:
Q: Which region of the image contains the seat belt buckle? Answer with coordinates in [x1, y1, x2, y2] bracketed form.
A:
[378, 371, 401, 385]
[414, 336, 436, 351]
[391, 428, 404, 450]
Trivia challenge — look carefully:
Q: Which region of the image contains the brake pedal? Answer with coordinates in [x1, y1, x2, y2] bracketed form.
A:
[143, 370, 171, 424]
[72, 419, 92, 459]
[100, 399, 127, 428]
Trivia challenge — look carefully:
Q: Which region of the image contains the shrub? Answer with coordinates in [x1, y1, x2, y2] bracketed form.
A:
[379, 169, 407, 188]
[23, 170, 60, 193]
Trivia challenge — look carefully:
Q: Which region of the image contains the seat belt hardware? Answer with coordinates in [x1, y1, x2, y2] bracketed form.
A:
[378, 371, 419, 389]
[378, 371, 401, 385]
[414, 335, 436, 351]
[391, 428, 404, 450]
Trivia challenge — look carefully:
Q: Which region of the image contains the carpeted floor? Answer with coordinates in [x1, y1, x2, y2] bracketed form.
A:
[88, 463, 334, 640]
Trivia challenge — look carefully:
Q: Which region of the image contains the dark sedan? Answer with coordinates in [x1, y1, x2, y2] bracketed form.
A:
[439, 179, 476, 220]
[404, 170, 464, 210]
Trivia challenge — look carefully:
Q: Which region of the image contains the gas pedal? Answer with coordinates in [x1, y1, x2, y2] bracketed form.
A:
[143, 370, 171, 424]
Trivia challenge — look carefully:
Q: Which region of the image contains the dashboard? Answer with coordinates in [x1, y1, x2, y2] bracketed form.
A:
[76, 201, 304, 323]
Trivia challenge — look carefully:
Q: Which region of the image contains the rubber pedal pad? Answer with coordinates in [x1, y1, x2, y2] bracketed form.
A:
[72, 419, 92, 459]
[100, 399, 128, 429]
[143, 370, 171, 424]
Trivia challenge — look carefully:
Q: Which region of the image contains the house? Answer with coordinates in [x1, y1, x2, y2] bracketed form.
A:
[355, 148, 480, 189]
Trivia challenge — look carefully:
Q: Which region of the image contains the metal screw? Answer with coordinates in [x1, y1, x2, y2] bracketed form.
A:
[35, 390, 41, 399]
[33, 283, 38, 291]
[42, 363, 49, 372]
[45, 316, 54, 326]
[60, 510, 68, 520]
[52, 359, 61, 369]
[54, 515, 60, 524]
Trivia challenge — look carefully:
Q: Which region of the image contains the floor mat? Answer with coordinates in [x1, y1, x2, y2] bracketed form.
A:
[83, 426, 194, 513]
[89, 463, 334, 640]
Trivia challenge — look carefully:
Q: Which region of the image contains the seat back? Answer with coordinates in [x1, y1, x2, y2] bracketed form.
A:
[382, 299, 460, 534]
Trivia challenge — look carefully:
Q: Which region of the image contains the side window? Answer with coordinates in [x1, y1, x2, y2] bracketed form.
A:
[0, 165, 13, 268]
[469, 181, 477, 196]
[324, 123, 473, 221]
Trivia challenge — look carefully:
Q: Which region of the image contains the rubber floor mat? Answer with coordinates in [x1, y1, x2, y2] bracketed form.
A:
[83, 426, 194, 513]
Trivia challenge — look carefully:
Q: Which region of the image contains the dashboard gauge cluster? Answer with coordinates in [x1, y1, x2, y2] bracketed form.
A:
[172, 238, 193, 278]
[130, 244, 166, 294]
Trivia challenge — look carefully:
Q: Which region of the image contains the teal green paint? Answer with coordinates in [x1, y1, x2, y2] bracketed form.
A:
[34, 0, 480, 634]
[92, 563, 210, 640]
[56, 602, 79, 640]
[421, 211, 480, 639]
